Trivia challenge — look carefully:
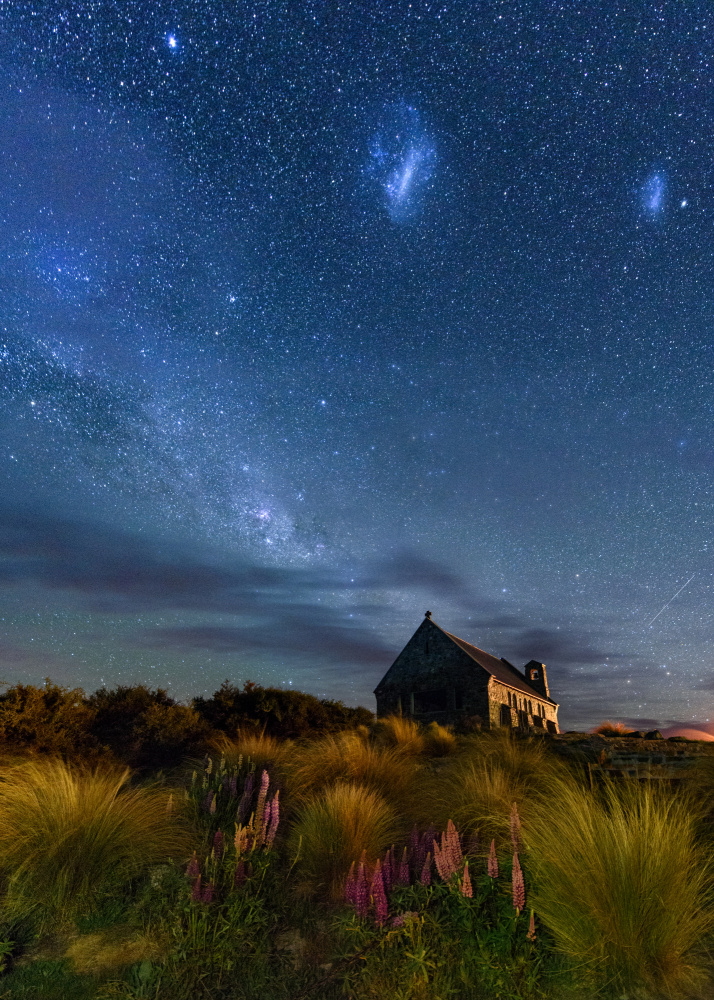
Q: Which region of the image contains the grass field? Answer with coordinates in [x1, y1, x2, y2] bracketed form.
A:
[0, 721, 713, 1000]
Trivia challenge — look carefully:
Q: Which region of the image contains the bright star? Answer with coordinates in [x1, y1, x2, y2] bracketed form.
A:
[681, 199, 688, 208]
[167, 34, 178, 50]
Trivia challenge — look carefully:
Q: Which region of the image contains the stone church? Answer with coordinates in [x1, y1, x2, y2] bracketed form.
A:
[374, 612, 559, 733]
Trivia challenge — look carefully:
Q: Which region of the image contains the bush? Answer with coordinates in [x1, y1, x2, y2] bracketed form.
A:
[206, 729, 295, 788]
[525, 774, 714, 997]
[192, 680, 373, 739]
[0, 680, 106, 763]
[288, 783, 400, 900]
[0, 757, 192, 934]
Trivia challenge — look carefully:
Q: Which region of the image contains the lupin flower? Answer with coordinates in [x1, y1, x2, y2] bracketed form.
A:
[234, 823, 250, 856]
[266, 791, 280, 847]
[446, 820, 463, 869]
[370, 860, 388, 926]
[526, 910, 536, 942]
[344, 861, 356, 906]
[461, 860, 473, 898]
[420, 852, 432, 886]
[213, 830, 224, 856]
[209, 795, 217, 815]
[229, 775, 238, 797]
[433, 838, 449, 881]
[185, 851, 200, 879]
[258, 798, 271, 848]
[487, 840, 499, 879]
[391, 913, 405, 928]
[510, 802, 522, 852]
[381, 847, 393, 893]
[191, 875, 203, 902]
[202, 880, 215, 904]
[202, 790, 215, 813]
[204, 755, 213, 775]
[512, 852, 525, 913]
[254, 770, 270, 834]
[234, 858, 246, 888]
[397, 847, 409, 886]
[354, 858, 369, 918]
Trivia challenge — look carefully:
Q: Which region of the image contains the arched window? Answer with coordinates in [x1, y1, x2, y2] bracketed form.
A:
[528, 700, 533, 714]
[531, 668, 539, 680]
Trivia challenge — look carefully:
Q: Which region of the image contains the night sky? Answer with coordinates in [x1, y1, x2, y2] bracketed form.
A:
[1, 2, 713, 732]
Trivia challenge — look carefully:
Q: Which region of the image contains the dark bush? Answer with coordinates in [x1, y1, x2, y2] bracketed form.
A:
[0, 679, 107, 763]
[192, 680, 373, 739]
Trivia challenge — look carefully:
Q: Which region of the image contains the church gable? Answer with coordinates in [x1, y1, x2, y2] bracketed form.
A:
[375, 612, 559, 733]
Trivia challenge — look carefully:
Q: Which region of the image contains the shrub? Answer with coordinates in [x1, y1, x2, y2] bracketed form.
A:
[192, 680, 373, 739]
[205, 729, 295, 788]
[0, 680, 106, 763]
[288, 783, 400, 900]
[525, 774, 714, 997]
[0, 757, 192, 934]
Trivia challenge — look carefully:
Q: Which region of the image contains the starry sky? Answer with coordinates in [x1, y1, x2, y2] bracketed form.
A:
[1, 1, 713, 731]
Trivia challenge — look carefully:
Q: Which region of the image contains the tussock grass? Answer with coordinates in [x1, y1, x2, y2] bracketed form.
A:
[207, 729, 295, 782]
[591, 720, 630, 735]
[525, 774, 714, 998]
[423, 720, 457, 757]
[0, 757, 192, 934]
[288, 782, 400, 900]
[287, 730, 422, 818]
[370, 715, 425, 756]
[431, 730, 567, 840]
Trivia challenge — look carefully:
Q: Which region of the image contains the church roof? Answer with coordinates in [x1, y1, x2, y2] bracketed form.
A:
[432, 618, 557, 705]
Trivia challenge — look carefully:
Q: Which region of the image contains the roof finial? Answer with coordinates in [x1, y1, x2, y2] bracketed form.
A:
[425, 610, 432, 619]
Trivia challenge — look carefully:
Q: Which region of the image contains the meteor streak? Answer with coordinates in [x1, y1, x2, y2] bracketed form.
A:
[646, 574, 695, 627]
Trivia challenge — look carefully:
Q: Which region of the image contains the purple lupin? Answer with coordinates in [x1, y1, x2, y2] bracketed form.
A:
[370, 860, 388, 926]
[354, 859, 369, 918]
[237, 772, 254, 824]
[419, 852, 432, 886]
[266, 791, 280, 847]
[397, 846, 409, 886]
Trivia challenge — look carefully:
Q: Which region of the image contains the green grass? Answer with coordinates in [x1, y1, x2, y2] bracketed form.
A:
[288, 782, 401, 900]
[524, 773, 714, 998]
[0, 756, 193, 935]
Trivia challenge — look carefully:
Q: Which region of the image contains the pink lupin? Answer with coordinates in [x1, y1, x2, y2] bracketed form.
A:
[526, 910, 536, 942]
[370, 860, 388, 926]
[487, 840, 499, 879]
[382, 847, 393, 893]
[234, 858, 246, 888]
[265, 791, 280, 848]
[446, 819, 463, 869]
[202, 880, 215, 904]
[213, 830, 224, 857]
[354, 858, 369, 918]
[191, 875, 202, 902]
[185, 851, 200, 879]
[344, 861, 356, 906]
[512, 852, 525, 913]
[254, 770, 270, 842]
[397, 846, 409, 886]
[461, 860, 473, 898]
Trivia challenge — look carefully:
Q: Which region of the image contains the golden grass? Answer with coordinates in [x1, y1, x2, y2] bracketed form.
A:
[286, 729, 422, 820]
[370, 715, 425, 755]
[591, 720, 630, 735]
[429, 730, 569, 841]
[525, 774, 714, 998]
[288, 782, 400, 900]
[65, 925, 166, 976]
[0, 756, 192, 933]
[423, 720, 457, 757]
[206, 728, 296, 782]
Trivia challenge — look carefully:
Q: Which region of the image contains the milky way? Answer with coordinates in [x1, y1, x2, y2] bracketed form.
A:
[1, 2, 714, 730]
